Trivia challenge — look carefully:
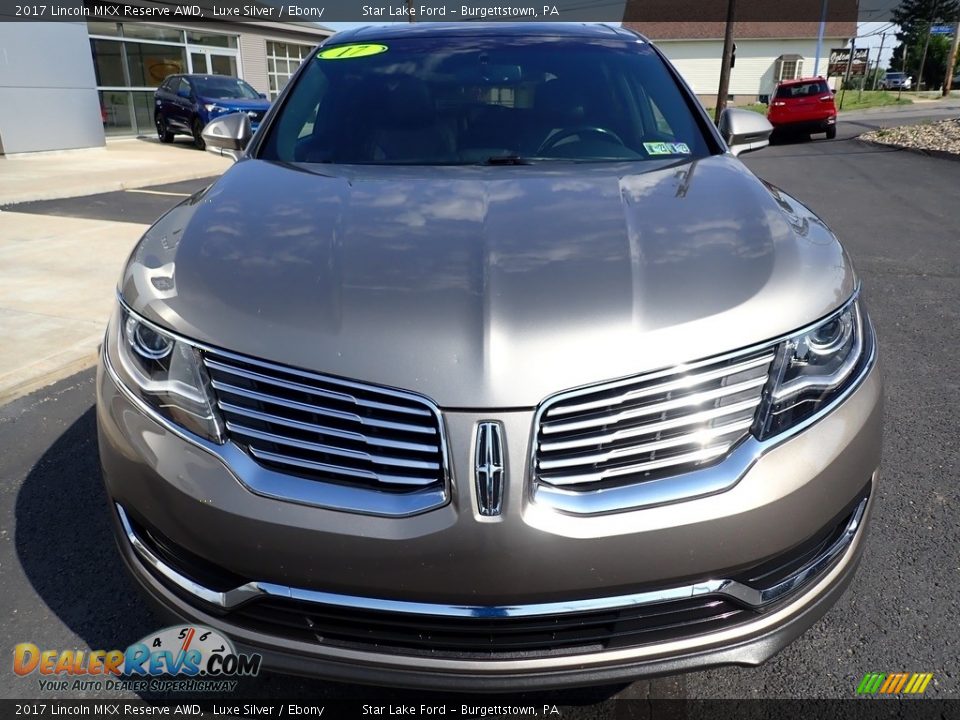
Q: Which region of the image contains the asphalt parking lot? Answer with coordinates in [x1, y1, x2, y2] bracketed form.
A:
[1, 107, 958, 712]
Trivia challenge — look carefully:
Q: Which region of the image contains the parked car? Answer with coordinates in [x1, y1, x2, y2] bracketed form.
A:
[880, 72, 912, 90]
[154, 74, 271, 149]
[767, 77, 838, 140]
[99, 23, 881, 690]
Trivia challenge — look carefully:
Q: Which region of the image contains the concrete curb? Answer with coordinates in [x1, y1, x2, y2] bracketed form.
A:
[1, 168, 220, 206]
[0, 348, 99, 408]
[839, 100, 960, 118]
[0, 136, 230, 205]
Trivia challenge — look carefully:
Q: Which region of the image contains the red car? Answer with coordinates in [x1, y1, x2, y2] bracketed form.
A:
[767, 77, 837, 140]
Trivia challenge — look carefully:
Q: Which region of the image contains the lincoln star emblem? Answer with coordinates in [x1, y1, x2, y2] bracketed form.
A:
[474, 422, 505, 516]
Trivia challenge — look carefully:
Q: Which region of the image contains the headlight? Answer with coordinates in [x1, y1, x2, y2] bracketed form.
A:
[107, 305, 224, 443]
[755, 296, 872, 439]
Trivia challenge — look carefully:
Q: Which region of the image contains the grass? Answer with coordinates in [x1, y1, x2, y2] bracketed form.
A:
[833, 90, 913, 112]
[703, 91, 914, 118]
[701, 102, 768, 117]
[738, 102, 770, 115]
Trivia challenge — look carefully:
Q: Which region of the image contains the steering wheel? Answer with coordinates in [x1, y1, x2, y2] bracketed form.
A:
[537, 126, 625, 154]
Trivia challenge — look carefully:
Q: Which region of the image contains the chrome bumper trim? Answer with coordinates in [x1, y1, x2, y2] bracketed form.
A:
[116, 496, 866, 617]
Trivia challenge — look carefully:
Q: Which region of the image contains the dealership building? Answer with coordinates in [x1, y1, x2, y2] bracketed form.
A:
[0, 19, 332, 154]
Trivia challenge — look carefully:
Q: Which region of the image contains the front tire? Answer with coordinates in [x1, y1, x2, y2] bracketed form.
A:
[826, 125, 837, 140]
[156, 115, 174, 143]
[192, 119, 206, 150]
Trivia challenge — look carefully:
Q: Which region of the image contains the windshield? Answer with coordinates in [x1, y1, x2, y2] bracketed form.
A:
[775, 80, 830, 98]
[194, 77, 261, 100]
[259, 36, 712, 165]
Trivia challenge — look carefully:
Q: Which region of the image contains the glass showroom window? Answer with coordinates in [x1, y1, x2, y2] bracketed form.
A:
[88, 21, 237, 136]
[267, 41, 313, 99]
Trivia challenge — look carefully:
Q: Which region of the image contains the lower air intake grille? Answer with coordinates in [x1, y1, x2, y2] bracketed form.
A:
[534, 348, 774, 491]
[203, 350, 446, 493]
[231, 595, 749, 659]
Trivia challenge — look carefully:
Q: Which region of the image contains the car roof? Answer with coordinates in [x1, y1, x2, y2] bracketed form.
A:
[777, 77, 827, 86]
[329, 22, 639, 44]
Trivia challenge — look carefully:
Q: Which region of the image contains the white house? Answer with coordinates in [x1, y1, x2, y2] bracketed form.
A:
[625, 22, 857, 104]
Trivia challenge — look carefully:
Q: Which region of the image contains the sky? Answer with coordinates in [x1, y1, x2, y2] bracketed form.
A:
[857, 21, 901, 71]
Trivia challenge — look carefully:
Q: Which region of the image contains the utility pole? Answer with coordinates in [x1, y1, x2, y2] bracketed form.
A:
[839, 37, 856, 110]
[917, 21, 933, 92]
[943, 21, 960, 95]
[405, 0, 415, 21]
[858, 47, 870, 102]
[714, 0, 737, 123]
[873, 32, 887, 90]
[899, 47, 908, 100]
[814, 0, 829, 76]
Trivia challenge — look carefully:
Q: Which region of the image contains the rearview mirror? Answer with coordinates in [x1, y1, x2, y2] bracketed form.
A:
[717, 107, 774, 157]
[202, 112, 253, 162]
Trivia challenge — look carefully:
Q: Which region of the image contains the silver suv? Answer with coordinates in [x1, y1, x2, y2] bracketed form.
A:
[97, 23, 882, 690]
[880, 72, 912, 90]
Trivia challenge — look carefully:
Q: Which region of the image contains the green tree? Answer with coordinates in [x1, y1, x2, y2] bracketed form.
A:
[889, 0, 960, 88]
[891, 34, 956, 88]
[891, 0, 959, 36]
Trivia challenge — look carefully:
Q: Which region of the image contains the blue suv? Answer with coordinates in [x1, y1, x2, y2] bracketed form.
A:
[155, 74, 271, 149]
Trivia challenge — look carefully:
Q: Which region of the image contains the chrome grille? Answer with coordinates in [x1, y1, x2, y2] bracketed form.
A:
[203, 350, 446, 493]
[534, 349, 774, 491]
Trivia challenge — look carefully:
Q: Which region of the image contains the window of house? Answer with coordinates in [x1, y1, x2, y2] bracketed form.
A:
[776, 57, 804, 82]
[266, 41, 314, 99]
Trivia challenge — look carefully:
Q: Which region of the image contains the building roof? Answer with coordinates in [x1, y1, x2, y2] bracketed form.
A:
[332, 23, 635, 43]
[622, 0, 858, 32]
[624, 21, 856, 41]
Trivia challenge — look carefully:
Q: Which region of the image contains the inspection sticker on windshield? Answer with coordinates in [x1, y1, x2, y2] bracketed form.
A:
[644, 142, 691, 155]
[317, 44, 388, 60]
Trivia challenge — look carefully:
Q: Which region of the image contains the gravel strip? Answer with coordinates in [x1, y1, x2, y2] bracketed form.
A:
[860, 117, 960, 156]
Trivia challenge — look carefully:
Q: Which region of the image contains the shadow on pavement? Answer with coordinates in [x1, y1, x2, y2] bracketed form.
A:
[14, 402, 626, 706]
[14, 406, 158, 654]
[135, 135, 206, 153]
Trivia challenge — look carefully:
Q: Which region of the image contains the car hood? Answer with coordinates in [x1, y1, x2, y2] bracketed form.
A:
[121, 156, 855, 408]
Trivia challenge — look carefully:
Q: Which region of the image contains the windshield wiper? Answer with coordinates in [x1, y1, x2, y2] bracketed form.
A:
[483, 155, 538, 165]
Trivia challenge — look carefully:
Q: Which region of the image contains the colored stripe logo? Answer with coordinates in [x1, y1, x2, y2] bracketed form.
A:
[857, 672, 933, 694]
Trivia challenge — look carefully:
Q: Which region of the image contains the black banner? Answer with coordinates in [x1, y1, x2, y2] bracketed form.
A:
[1, 700, 958, 720]
[0, 0, 895, 23]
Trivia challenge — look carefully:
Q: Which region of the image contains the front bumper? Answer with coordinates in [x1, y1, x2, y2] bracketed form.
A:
[97, 348, 882, 690]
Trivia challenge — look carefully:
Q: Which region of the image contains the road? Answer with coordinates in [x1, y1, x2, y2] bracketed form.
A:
[1, 106, 958, 710]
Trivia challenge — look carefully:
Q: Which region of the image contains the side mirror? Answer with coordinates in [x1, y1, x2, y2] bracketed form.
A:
[259, 93, 268, 99]
[202, 112, 253, 162]
[177, 88, 191, 100]
[717, 107, 774, 157]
